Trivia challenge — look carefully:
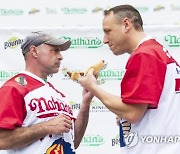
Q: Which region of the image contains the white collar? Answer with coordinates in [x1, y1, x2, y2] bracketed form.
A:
[20, 70, 46, 84]
[136, 35, 154, 49]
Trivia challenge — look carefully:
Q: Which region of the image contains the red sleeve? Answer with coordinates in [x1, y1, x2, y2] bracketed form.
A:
[0, 86, 26, 130]
[121, 53, 166, 108]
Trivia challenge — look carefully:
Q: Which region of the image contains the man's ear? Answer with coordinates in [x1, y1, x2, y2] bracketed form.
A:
[123, 18, 131, 32]
[30, 45, 38, 58]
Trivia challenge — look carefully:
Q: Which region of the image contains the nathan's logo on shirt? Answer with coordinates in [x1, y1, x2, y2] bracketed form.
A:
[164, 35, 180, 47]
[29, 96, 73, 118]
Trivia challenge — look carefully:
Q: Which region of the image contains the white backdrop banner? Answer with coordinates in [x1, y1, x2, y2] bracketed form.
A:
[0, 25, 180, 154]
[0, 0, 180, 27]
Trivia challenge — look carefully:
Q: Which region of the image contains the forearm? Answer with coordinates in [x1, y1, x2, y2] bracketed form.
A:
[0, 123, 47, 150]
[74, 100, 91, 149]
[90, 86, 148, 123]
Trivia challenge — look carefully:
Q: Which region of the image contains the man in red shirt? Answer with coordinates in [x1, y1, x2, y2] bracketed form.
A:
[79, 4, 180, 154]
[0, 31, 93, 154]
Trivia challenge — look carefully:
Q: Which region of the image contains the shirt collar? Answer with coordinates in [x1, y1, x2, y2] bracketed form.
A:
[136, 35, 154, 49]
[20, 70, 47, 84]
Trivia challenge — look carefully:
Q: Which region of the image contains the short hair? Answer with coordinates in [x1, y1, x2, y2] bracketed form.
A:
[104, 5, 143, 31]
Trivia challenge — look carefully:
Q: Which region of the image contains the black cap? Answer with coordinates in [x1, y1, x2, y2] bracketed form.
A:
[21, 31, 71, 55]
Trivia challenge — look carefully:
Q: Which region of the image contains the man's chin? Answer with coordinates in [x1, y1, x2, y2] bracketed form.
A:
[51, 69, 59, 74]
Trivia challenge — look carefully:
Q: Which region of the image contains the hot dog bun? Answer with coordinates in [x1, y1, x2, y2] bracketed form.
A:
[84, 60, 106, 75]
[67, 60, 107, 81]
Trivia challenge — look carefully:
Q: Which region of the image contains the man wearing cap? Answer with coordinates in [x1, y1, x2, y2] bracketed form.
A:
[0, 31, 93, 154]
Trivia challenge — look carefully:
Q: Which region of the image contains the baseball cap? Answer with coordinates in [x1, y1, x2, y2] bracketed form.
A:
[21, 31, 71, 55]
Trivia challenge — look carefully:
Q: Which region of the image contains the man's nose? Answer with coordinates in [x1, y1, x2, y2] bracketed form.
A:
[103, 35, 109, 44]
[58, 52, 63, 60]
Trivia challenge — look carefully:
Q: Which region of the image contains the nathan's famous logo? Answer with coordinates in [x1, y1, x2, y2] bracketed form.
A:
[0, 9, 24, 16]
[29, 96, 73, 118]
[164, 35, 180, 47]
[81, 134, 105, 146]
[0, 70, 19, 81]
[4, 37, 23, 49]
[61, 7, 87, 14]
[97, 69, 125, 84]
[61, 36, 103, 48]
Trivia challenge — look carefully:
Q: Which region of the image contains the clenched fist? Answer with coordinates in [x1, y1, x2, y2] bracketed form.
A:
[42, 114, 73, 135]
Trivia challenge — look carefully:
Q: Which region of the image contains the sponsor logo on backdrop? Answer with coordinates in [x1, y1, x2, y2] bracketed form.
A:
[112, 133, 138, 148]
[0, 9, 24, 16]
[69, 99, 109, 112]
[61, 7, 87, 14]
[4, 37, 23, 49]
[153, 5, 165, 12]
[112, 135, 120, 146]
[46, 8, 57, 15]
[61, 36, 103, 48]
[29, 8, 40, 15]
[164, 35, 180, 47]
[90, 100, 109, 112]
[69, 101, 80, 111]
[135, 6, 149, 13]
[171, 5, 180, 11]
[98, 69, 125, 84]
[92, 6, 111, 13]
[81, 134, 105, 146]
[0, 70, 19, 81]
[92, 7, 104, 13]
